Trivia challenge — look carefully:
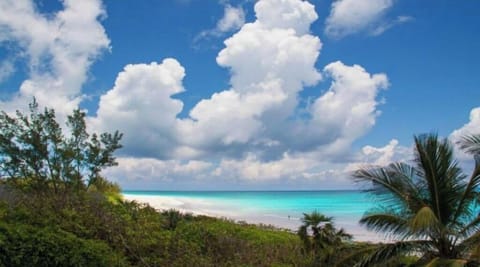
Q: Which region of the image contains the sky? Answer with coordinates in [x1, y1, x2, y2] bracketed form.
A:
[0, 0, 479, 190]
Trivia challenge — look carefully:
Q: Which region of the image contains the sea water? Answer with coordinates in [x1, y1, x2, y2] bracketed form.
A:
[122, 190, 385, 241]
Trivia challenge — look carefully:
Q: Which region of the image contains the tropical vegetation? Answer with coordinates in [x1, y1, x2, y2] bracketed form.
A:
[353, 133, 480, 266]
[298, 211, 352, 266]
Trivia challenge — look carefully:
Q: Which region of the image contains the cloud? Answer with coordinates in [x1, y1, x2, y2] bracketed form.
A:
[254, 0, 318, 35]
[94, 0, 389, 166]
[0, 0, 395, 188]
[105, 137, 410, 189]
[107, 149, 360, 189]
[451, 107, 480, 139]
[104, 157, 212, 183]
[325, 0, 410, 38]
[213, 152, 317, 181]
[179, 0, 325, 158]
[195, 4, 245, 42]
[362, 139, 400, 166]
[345, 139, 411, 172]
[90, 58, 186, 159]
[304, 61, 389, 154]
[450, 107, 480, 160]
[217, 5, 246, 32]
[0, 0, 109, 117]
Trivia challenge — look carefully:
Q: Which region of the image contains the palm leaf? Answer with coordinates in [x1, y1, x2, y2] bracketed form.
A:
[458, 215, 480, 239]
[458, 134, 480, 155]
[457, 231, 480, 254]
[353, 240, 431, 267]
[452, 154, 480, 227]
[353, 133, 480, 262]
[354, 163, 424, 213]
[360, 212, 411, 238]
[301, 211, 332, 226]
[410, 206, 441, 237]
[336, 228, 353, 241]
[425, 257, 467, 267]
[387, 162, 427, 210]
[414, 134, 465, 225]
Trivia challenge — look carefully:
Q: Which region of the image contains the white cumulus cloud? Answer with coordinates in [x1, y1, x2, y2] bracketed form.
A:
[179, 0, 323, 156]
[308, 61, 389, 151]
[451, 107, 480, 140]
[0, 0, 109, 118]
[450, 107, 480, 160]
[345, 139, 411, 173]
[254, 0, 318, 35]
[94, 0, 389, 168]
[90, 58, 186, 159]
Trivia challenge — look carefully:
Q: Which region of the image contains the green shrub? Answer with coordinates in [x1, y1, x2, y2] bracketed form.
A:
[0, 223, 128, 267]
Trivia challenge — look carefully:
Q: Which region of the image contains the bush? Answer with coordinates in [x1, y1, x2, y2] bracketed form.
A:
[0, 223, 128, 267]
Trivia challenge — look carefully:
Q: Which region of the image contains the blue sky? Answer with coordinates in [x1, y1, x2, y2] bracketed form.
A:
[0, 0, 479, 190]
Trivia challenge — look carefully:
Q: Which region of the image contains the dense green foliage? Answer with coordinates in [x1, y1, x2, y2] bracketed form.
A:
[0, 184, 313, 266]
[298, 211, 352, 266]
[353, 133, 480, 267]
[0, 222, 127, 267]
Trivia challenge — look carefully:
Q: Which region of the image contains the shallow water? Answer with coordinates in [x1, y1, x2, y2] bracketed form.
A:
[123, 190, 388, 242]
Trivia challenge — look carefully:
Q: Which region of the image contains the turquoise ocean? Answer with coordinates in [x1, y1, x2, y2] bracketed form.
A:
[123, 190, 383, 241]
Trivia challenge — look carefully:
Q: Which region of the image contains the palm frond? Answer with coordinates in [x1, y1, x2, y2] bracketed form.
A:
[353, 240, 431, 267]
[425, 257, 467, 267]
[360, 212, 411, 238]
[388, 162, 428, 210]
[410, 206, 441, 237]
[457, 231, 480, 254]
[354, 163, 424, 212]
[452, 153, 480, 227]
[352, 133, 480, 262]
[336, 228, 353, 241]
[458, 215, 480, 239]
[470, 244, 480, 262]
[414, 133, 465, 225]
[458, 134, 480, 155]
[298, 224, 308, 238]
[301, 211, 332, 226]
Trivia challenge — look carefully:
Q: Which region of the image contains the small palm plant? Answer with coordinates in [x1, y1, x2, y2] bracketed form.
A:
[353, 133, 480, 266]
[298, 211, 352, 265]
[161, 209, 182, 230]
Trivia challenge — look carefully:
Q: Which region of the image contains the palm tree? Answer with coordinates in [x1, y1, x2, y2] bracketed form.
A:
[352, 133, 480, 266]
[162, 209, 182, 230]
[298, 211, 352, 265]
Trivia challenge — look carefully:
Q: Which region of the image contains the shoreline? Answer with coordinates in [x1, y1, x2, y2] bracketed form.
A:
[123, 193, 389, 243]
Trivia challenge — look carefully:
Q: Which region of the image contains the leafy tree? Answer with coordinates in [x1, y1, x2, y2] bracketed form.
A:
[0, 99, 122, 193]
[298, 211, 352, 265]
[353, 133, 480, 266]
